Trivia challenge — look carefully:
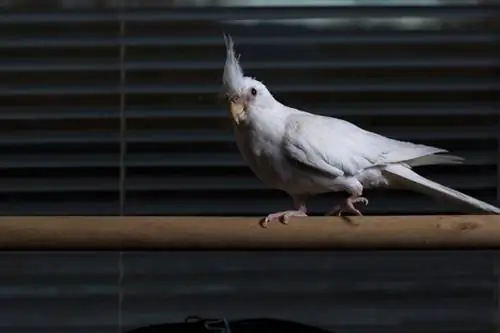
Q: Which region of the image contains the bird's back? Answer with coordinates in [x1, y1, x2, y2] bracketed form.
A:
[285, 110, 450, 171]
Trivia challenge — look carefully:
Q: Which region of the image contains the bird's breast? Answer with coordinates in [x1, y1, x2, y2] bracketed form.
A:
[233, 126, 290, 190]
[233, 126, 333, 194]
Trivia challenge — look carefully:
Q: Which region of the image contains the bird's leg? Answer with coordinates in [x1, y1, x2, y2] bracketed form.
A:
[326, 193, 369, 216]
[260, 196, 308, 228]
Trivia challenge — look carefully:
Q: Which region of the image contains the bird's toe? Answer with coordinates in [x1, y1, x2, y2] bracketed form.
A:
[356, 197, 369, 206]
[279, 214, 290, 225]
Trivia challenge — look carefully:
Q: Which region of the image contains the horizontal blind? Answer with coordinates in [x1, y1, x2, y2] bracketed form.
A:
[123, 5, 500, 216]
[121, 251, 497, 333]
[0, 5, 498, 215]
[0, 250, 495, 333]
[0, 11, 121, 215]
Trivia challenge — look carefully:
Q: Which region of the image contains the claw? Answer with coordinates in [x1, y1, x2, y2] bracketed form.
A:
[259, 210, 308, 228]
[326, 196, 369, 216]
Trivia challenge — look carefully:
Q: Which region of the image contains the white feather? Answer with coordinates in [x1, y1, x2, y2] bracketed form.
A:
[383, 164, 500, 214]
[222, 33, 245, 96]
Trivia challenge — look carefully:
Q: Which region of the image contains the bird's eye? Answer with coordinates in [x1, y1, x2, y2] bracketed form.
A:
[250, 88, 257, 96]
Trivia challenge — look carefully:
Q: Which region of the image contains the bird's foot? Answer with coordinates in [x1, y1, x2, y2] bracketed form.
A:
[259, 210, 308, 228]
[326, 196, 369, 216]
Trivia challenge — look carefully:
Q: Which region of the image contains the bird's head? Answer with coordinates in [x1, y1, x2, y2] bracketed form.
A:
[222, 34, 276, 125]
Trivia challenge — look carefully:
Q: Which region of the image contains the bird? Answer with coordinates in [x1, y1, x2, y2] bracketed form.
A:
[221, 34, 500, 228]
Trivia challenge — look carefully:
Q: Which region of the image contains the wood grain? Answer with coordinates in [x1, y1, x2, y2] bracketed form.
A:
[0, 215, 499, 249]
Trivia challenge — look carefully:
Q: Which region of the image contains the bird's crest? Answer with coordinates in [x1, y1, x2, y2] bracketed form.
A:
[222, 33, 245, 96]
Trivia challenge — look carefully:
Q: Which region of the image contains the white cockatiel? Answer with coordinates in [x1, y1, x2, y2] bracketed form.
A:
[221, 34, 500, 227]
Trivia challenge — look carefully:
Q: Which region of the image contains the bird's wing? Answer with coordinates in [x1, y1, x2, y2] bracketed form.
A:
[282, 113, 447, 178]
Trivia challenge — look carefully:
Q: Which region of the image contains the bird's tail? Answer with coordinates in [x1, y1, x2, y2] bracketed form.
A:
[383, 163, 500, 214]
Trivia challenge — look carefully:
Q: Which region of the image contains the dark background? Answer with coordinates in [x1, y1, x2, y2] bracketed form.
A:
[0, 1, 499, 333]
[1, 250, 499, 333]
[0, 1, 498, 216]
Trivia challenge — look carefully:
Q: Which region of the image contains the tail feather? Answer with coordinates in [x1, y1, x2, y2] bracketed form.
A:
[405, 154, 464, 167]
[383, 164, 500, 214]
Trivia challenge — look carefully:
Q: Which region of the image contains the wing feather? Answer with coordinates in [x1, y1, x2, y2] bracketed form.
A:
[282, 113, 448, 177]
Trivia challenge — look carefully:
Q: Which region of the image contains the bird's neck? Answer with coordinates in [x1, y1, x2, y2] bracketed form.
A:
[244, 101, 288, 131]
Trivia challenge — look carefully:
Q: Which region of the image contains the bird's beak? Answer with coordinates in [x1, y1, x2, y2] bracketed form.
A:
[227, 97, 247, 125]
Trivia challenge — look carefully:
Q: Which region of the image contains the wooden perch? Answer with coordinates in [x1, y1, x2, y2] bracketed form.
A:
[0, 215, 499, 249]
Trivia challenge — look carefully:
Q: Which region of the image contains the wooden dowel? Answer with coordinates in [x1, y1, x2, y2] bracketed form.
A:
[0, 215, 499, 249]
